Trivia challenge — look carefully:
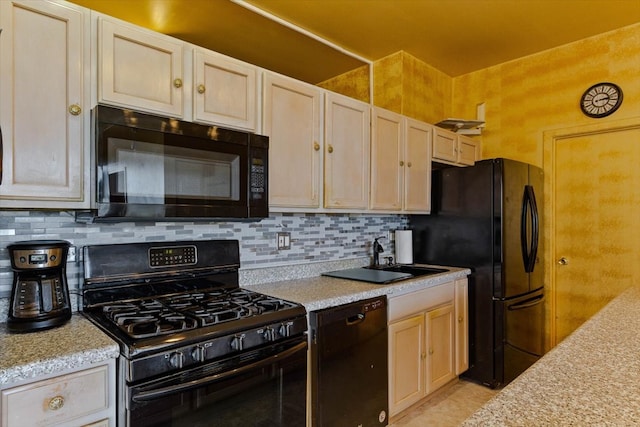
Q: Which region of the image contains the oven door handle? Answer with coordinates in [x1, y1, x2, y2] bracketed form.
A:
[132, 340, 307, 402]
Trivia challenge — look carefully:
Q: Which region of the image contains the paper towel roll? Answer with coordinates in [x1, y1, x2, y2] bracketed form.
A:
[395, 230, 413, 264]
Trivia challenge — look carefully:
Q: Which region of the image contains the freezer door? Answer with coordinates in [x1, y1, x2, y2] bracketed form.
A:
[499, 289, 545, 385]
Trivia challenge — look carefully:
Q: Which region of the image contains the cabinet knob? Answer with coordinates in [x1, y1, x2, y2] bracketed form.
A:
[407, 162, 412, 168]
[327, 144, 334, 154]
[428, 348, 434, 355]
[313, 142, 320, 151]
[421, 352, 427, 360]
[173, 78, 183, 88]
[399, 160, 404, 166]
[458, 316, 463, 323]
[48, 395, 65, 411]
[197, 84, 206, 94]
[68, 104, 81, 116]
[558, 257, 569, 266]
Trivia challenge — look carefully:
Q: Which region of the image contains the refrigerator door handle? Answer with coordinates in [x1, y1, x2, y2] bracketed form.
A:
[508, 294, 544, 311]
[520, 185, 539, 273]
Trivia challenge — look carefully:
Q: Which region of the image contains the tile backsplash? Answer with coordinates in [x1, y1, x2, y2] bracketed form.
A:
[0, 210, 408, 296]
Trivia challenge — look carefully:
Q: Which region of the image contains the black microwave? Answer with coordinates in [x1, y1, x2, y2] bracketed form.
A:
[84, 106, 268, 221]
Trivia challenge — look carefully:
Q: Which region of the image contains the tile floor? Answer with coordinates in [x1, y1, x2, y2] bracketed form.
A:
[388, 380, 499, 427]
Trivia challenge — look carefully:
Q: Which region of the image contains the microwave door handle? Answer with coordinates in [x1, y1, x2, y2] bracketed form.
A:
[131, 341, 307, 402]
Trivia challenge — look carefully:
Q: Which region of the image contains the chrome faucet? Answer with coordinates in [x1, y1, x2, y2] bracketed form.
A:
[372, 236, 385, 267]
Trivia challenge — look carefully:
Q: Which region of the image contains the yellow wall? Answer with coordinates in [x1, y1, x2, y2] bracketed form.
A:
[372, 51, 452, 124]
[451, 23, 640, 166]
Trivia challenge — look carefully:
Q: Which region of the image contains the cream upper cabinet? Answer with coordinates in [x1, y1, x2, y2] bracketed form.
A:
[403, 118, 433, 212]
[388, 280, 466, 418]
[193, 48, 258, 131]
[324, 92, 370, 210]
[0, 0, 90, 208]
[455, 278, 470, 375]
[371, 108, 432, 213]
[371, 107, 403, 210]
[433, 127, 481, 166]
[457, 134, 481, 166]
[97, 16, 184, 118]
[263, 72, 323, 209]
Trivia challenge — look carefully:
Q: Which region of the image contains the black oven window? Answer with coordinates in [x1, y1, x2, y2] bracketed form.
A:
[129, 347, 307, 427]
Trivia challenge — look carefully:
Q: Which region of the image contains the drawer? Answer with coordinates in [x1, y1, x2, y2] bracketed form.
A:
[388, 281, 454, 322]
[2, 364, 109, 427]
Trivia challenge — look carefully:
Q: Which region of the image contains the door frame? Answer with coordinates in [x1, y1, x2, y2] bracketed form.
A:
[543, 116, 640, 348]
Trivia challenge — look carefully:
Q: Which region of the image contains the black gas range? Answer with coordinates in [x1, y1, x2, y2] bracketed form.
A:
[82, 240, 308, 427]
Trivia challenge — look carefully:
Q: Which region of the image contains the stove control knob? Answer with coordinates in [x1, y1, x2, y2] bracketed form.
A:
[262, 327, 277, 342]
[231, 334, 245, 351]
[279, 321, 294, 338]
[167, 351, 184, 369]
[191, 345, 206, 362]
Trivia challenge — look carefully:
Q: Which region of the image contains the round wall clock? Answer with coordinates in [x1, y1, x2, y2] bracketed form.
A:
[580, 82, 623, 118]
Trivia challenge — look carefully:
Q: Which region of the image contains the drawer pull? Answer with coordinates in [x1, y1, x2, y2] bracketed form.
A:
[48, 395, 65, 411]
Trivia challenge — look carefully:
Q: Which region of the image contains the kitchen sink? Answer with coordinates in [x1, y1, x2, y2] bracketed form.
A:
[322, 265, 449, 284]
[364, 265, 449, 277]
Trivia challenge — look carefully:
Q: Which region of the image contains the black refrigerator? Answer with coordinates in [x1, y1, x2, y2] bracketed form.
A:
[409, 158, 544, 388]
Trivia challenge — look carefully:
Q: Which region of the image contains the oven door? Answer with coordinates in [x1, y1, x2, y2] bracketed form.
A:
[125, 338, 307, 427]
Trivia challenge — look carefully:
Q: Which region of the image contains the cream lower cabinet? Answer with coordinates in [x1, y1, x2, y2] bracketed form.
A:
[263, 72, 323, 209]
[0, 0, 90, 209]
[433, 128, 481, 166]
[455, 278, 470, 374]
[0, 360, 115, 427]
[371, 107, 432, 213]
[323, 92, 370, 209]
[388, 279, 468, 417]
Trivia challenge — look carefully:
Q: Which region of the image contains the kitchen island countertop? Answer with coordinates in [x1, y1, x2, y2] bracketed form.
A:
[0, 314, 119, 386]
[246, 266, 470, 312]
[463, 285, 640, 426]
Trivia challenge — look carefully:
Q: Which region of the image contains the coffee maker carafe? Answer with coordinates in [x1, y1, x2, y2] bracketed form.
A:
[7, 240, 72, 332]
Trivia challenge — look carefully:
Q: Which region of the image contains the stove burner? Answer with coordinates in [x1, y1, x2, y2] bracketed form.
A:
[99, 287, 298, 339]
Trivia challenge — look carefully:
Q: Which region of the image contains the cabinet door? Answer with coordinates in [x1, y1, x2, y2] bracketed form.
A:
[263, 73, 322, 208]
[388, 314, 425, 416]
[433, 128, 458, 162]
[371, 107, 403, 210]
[324, 93, 370, 209]
[193, 49, 257, 131]
[455, 278, 469, 375]
[98, 17, 184, 117]
[403, 118, 432, 212]
[425, 303, 456, 394]
[0, 0, 89, 208]
[458, 135, 480, 165]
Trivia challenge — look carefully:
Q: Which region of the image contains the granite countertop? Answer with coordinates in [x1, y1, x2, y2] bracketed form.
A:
[245, 265, 470, 312]
[463, 286, 640, 426]
[0, 314, 119, 386]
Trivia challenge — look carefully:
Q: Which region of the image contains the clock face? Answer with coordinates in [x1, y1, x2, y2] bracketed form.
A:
[580, 82, 623, 118]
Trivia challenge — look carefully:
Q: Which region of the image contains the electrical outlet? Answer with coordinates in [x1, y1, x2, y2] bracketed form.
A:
[277, 232, 291, 250]
[68, 246, 77, 262]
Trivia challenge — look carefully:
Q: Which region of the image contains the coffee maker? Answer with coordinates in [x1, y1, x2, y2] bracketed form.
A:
[7, 240, 73, 332]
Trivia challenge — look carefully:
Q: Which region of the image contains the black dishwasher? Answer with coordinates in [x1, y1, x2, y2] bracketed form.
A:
[310, 296, 388, 427]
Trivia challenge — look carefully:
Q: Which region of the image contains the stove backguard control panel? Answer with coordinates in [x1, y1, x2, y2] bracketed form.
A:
[149, 245, 197, 268]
